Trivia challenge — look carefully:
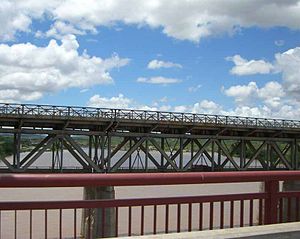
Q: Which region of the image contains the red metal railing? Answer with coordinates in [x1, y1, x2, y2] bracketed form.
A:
[0, 171, 300, 238]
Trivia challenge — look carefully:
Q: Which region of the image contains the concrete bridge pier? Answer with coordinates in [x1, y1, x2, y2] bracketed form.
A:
[81, 186, 116, 238]
[282, 180, 300, 222]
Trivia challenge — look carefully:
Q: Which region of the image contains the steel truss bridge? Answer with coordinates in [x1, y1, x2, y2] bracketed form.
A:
[0, 103, 299, 173]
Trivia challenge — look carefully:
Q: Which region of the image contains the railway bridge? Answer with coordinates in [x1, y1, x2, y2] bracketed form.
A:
[0, 103, 299, 173]
[1, 103, 300, 238]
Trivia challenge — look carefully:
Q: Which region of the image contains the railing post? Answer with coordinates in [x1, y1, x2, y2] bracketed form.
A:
[264, 180, 279, 224]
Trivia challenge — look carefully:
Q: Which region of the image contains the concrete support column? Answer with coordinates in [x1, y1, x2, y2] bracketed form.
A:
[282, 180, 300, 222]
[81, 186, 116, 238]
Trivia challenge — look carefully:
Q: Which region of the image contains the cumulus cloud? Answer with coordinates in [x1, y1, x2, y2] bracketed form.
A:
[87, 92, 300, 119]
[137, 76, 181, 85]
[147, 59, 182, 69]
[224, 81, 285, 108]
[88, 94, 132, 108]
[258, 81, 285, 108]
[44, 21, 86, 39]
[224, 82, 259, 105]
[275, 46, 300, 99]
[227, 46, 300, 104]
[223, 45, 300, 119]
[192, 100, 222, 114]
[0, 0, 55, 41]
[87, 94, 172, 111]
[0, 34, 129, 102]
[226, 55, 274, 75]
[2, 1, 300, 42]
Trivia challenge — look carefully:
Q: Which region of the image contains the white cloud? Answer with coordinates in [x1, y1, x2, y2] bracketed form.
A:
[258, 81, 285, 108]
[275, 46, 300, 99]
[147, 59, 182, 69]
[87, 92, 300, 120]
[45, 21, 86, 39]
[224, 81, 285, 109]
[87, 94, 172, 111]
[0, 34, 129, 102]
[80, 88, 89, 93]
[226, 45, 300, 106]
[226, 55, 274, 75]
[137, 76, 181, 85]
[0, 89, 42, 102]
[275, 40, 285, 47]
[88, 94, 132, 108]
[2, 1, 300, 42]
[188, 84, 202, 92]
[192, 100, 222, 114]
[158, 96, 169, 103]
[224, 104, 300, 119]
[224, 82, 259, 105]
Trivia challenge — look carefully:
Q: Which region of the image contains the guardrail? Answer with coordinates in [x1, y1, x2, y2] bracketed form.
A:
[0, 171, 300, 238]
[0, 103, 300, 129]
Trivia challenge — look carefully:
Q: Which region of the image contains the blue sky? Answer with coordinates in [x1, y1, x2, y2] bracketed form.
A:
[1, 1, 300, 119]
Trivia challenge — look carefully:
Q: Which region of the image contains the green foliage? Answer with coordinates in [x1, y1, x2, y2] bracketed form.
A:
[0, 136, 14, 158]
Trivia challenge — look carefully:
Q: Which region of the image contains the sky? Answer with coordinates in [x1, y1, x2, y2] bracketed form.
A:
[1, 1, 300, 119]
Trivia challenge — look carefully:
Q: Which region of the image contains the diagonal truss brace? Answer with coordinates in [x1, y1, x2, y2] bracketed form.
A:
[270, 142, 292, 170]
[64, 135, 101, 172]
[214, 139, 240, 170]
[183, 139, 213, 170]
[22, 135, 58, 170]
[110, 137, 146, 172]
[150, 138, 179, 171]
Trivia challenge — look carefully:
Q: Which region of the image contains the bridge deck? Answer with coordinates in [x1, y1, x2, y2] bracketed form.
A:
[0, 103, 299, 139]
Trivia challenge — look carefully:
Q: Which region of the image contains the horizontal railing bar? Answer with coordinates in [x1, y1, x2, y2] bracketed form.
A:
[0, 193, 266, 210]
[278, 192, 300, 198]
[1, 171, 300, 188]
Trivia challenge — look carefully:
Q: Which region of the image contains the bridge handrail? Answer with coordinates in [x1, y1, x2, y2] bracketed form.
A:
[0, 171, 300, 237]
[0, 102, 299, 129]
[1, 171, 300, 187]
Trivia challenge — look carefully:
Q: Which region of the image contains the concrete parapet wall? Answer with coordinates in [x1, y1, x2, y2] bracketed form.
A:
[115, 222, 300, 239]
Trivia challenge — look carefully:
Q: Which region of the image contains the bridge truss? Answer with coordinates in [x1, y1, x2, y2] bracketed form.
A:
[0, 103, 299, 172]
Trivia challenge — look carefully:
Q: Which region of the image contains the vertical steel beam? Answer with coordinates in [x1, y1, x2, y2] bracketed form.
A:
[100, 135, 105, 170]
[52, 143, 55, 170]
[52, 138, 63, 171]
[94, 136, 99, 166]
[296, 140, 299, 170]
[179, 137, 183, 170]
[161, 138, 165, 170]
[240, 140, 245, 169]
[88, 136, 92, 159]
[107, 135, 112, 172]
[191, 139, 194, 160]
[129, 138, 132, 171]
[145, 138, 148, 172]
[218, 144, 221, 170]
[13, 132, 21, 169]
[266, 142, 271, 170]
[211, 140, 215, 171]
[60, 138, 63, 171]
[291, 140, 296, 170]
